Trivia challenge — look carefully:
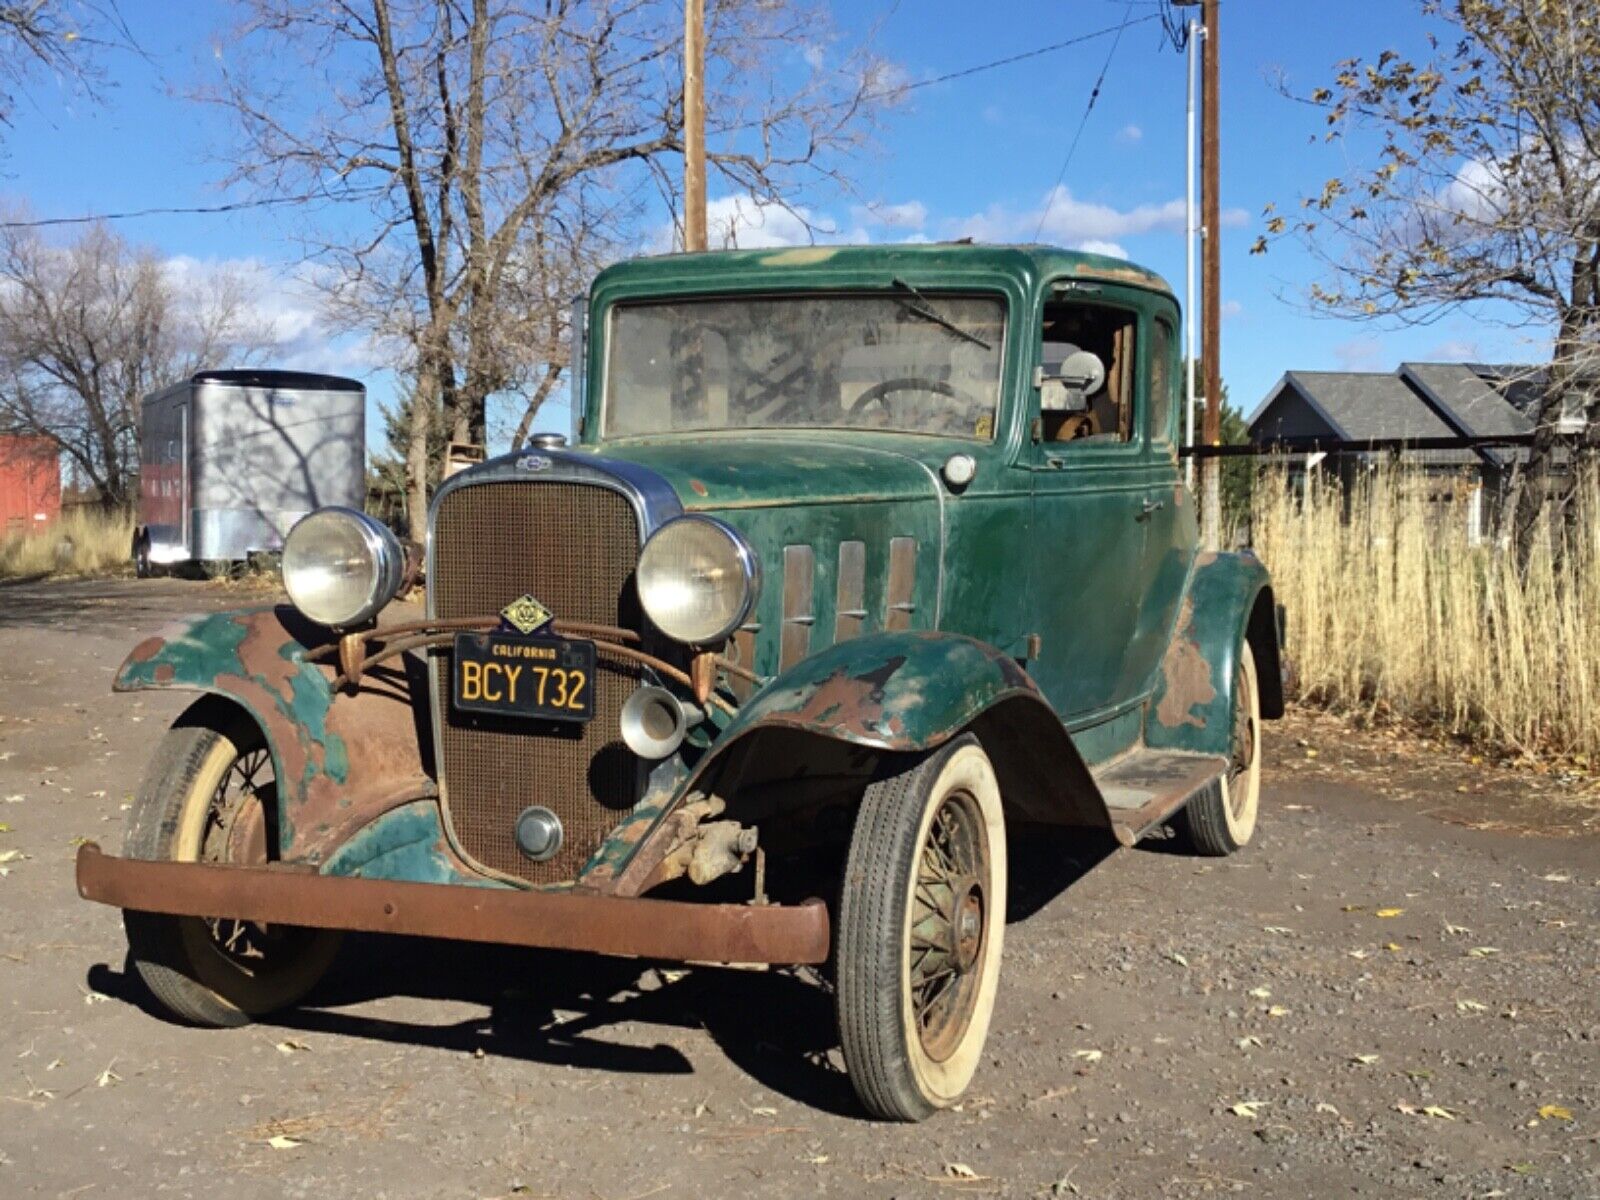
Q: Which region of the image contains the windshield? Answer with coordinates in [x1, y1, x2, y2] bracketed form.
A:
[603, 293, 1006, 440]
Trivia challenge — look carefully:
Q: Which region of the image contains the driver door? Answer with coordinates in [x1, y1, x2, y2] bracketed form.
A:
[1026, 287, 1165, 725]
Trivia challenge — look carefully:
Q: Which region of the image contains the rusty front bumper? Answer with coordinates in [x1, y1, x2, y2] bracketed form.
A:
[75, 843, 829, 965]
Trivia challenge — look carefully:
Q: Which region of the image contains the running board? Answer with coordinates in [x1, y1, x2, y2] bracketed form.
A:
[1092, 750, 1228, 847]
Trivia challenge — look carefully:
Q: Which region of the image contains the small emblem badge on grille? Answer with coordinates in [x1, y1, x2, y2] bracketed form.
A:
[515, 453, 553, 472]
[500, 594, 554, 635]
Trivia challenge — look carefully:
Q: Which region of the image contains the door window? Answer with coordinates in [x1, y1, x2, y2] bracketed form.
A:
[1038, 301, 1138, 445]
[1150, 317, 1176, 446]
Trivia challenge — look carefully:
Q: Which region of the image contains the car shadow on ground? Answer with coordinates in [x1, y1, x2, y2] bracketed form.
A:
[85, 826, 1116, 1119]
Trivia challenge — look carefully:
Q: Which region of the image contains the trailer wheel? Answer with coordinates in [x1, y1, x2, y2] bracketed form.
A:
[132, 528, 152, 579]
[122, 709, 341, 1027]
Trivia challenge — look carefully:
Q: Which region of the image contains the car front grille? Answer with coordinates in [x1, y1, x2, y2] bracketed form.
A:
[430, 480, 645, 884]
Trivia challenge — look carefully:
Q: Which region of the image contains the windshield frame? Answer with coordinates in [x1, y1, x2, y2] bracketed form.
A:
[597, 288, 1012, 444]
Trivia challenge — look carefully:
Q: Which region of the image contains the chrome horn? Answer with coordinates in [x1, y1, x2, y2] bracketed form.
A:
[619, 686, 701, 760]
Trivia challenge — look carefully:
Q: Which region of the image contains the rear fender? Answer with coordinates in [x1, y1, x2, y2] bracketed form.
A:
[116, 606, 435, 865]
[1145, 550, 1284, 756]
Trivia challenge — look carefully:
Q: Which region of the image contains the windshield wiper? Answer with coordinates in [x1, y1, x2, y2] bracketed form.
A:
[891, 278, 992, 350]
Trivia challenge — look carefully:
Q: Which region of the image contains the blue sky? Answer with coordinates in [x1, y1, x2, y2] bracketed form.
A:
[4, 0, 1546, 451]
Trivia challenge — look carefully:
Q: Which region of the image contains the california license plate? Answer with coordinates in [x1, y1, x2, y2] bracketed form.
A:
[451, 632, 596, 722]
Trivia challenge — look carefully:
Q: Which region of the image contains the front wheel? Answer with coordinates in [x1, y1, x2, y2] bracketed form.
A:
[836, 734, 1007, 1121]
[122, 708, 341, 1027]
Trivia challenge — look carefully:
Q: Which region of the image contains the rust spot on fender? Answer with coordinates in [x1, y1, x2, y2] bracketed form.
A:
[128, 637, 164, 664]
[1155, 597, 1215, 729]
[689, 478, 709, 497]
[153, 663, 175, 683]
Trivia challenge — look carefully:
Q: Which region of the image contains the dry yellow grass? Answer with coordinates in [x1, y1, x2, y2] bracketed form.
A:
[1250, 466, 1600, 763]
[0, 507, 133, 579]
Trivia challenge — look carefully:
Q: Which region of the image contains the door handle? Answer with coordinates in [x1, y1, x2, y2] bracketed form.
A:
[1138, 498, 1165, 520]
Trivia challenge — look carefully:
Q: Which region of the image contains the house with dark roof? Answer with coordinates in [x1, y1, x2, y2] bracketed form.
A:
[1248, 362, 1545, 538]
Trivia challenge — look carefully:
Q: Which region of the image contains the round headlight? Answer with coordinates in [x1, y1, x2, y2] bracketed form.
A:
[282, 507, 405, 628]
[637, 516, 759, 645]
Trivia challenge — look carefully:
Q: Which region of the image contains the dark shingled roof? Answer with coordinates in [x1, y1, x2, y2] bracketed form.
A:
[1254, 371, 1479, 464]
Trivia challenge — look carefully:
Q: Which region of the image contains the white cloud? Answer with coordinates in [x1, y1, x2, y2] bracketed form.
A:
[1424, 338, 1480, 361]
[945, 186, 1246, 245]
[1075, 239, 1128, 259]
[704, 195, 823, 248]
[851, 199, 928, 230]
[1117, 124, 1143, 143]
[802, 44, 826, 71]
[1332, 337, 1386, 372]
[162, 254, 388, 377]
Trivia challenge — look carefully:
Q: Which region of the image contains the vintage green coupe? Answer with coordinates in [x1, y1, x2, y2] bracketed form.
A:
[78, 243, 1283, 1121]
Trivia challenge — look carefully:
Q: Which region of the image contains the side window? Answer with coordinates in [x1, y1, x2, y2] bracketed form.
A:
[1039, 301, 1137, 444]
[1150, 317, 1175, 445]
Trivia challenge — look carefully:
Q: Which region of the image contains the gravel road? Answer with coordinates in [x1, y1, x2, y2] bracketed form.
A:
[0, 578, 1595, 1199]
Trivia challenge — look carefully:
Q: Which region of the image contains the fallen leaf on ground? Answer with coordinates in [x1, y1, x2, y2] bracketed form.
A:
[1341, 904, 1364, 912]
[1248, 986, 1272, 999]
[803, 1153, 829, 1164]
[1456, 999, 1489, 1013]
[0, 850, 26, 863]
[945, 1163, 982, 1180]
[1444, 924, 1471, 935]
[1539, 873, 1571, 883]
[1396, 1103, 1456, 1120]
[275, 1039, 311, 1054]
[1352, 1054, 1380, 1065]
[1375, 908, 1405, 918]
[266, 1135, 302, 1150]
[1266, 1005, 1291, 1018]
[1071, 1049, 1102, 1063]
[1347, 949, 1371, 959]
[1315, 1101, 1341, 1116]
[1383, 942, 1402, 952]
[1467, 947, 1500, 958]
[1237, 1036, 1264, 1050]
[1167, 951, 1189, 967]
[1263, 925, 1293, 935]
[1229, 1100, 1268, 1119]
[750, 1106, 778, 1117]
[1537, 1104, 1574, 1121]
[95, 1064, 120, 1088]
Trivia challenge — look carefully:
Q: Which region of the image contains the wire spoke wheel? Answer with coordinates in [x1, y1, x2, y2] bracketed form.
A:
[909, 791, 988, 1061]
[122, 707, 341, 1027]
[836, 735, 1007, 1121]
[1178, 642, 1263, 856]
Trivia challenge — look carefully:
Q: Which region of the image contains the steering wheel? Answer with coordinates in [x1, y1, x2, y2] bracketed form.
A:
[848, 376, 980, 424]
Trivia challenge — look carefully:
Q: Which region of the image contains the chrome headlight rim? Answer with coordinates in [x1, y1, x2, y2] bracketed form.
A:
[282, 506, 406, 629]
[637, 514, 761, 646]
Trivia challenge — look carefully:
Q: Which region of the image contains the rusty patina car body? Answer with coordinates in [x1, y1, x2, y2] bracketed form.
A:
[79, 243, 1283, 1119]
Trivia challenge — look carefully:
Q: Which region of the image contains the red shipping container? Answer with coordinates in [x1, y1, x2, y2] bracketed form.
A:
[0, 436, 61, 536]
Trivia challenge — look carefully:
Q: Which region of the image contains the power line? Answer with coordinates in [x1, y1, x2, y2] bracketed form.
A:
[2, 13, 1158, 232]
[1031, 4, 1138, 242]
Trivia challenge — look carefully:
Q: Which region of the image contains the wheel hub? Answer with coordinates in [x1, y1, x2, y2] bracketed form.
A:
[950, 880, 985, 972]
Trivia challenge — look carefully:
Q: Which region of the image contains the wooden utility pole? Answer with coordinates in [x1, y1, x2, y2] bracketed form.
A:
[1200, 0, 1222, 548]
[683, 0, 707, 252]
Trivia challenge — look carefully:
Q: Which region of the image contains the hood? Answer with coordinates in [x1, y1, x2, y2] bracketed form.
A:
[592, 435, 940, 512]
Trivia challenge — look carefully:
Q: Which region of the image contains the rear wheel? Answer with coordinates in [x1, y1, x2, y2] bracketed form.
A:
[836, 735, 1006, 1121]
[122, 710, 341, 1027]
[1176, 641, 1262, 856]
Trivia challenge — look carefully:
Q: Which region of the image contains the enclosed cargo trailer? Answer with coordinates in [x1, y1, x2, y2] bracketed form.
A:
[134, 370, 365, 573]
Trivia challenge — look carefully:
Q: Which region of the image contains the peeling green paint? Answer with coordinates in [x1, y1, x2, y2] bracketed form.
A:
[321, 800, 505, 887]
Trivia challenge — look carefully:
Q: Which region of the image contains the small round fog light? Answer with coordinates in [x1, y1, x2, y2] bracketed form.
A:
[514, 806, 563, 862]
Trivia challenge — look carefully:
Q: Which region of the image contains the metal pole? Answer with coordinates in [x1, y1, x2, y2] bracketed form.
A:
[1184, 18, 1200, 489]
[1200, 0, 1222, 548]
[683, 0, 707, 252]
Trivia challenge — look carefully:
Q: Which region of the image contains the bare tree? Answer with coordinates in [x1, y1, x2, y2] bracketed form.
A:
[0, 221, 270, 508]
[1256, 0, 1600, 555]
[0, 1, 137, 128]
[209, 0, 894, 537]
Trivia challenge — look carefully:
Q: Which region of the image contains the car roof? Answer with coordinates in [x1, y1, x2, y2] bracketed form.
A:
[592, 242, 1175, 299]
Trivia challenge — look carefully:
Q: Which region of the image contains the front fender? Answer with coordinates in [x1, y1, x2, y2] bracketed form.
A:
[693, 630, 1105, 828]
[116, 606, 435, 865]
[1146, 550, 1284, 756]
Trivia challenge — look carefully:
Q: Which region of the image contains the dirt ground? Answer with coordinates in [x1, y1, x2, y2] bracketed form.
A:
[0, 578, 1595, 1199]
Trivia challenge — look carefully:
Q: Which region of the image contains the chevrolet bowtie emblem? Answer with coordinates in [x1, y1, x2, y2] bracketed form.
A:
[500, 594, 554, 636]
